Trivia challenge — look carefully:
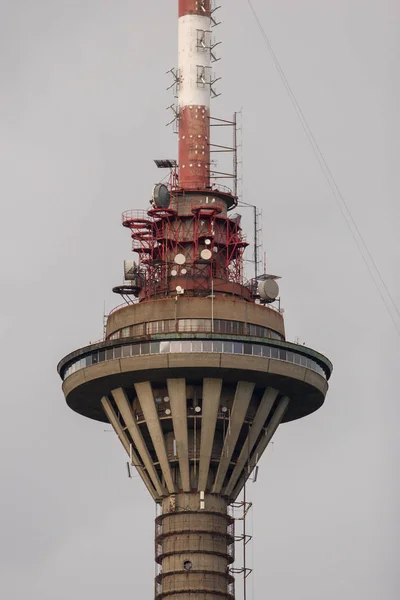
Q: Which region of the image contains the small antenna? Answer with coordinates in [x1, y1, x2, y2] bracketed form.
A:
[126, 462, 132, 479]
[103, 300, 107, 340]
[252, 466, 259, 483]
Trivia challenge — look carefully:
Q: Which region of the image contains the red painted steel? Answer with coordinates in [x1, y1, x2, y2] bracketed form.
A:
[178, 106, 210, 190]
[179, 0, 211, 18]
[121, 194, 249, 301]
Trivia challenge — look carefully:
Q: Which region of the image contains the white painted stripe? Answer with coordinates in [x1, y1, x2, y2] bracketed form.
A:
[178, 14, 212, 108]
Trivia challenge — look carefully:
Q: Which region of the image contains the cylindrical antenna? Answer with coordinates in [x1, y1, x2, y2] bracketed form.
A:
[178, 0, 212, 190]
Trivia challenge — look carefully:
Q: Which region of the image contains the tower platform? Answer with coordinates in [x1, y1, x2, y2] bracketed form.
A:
[58, 296, 332, 503]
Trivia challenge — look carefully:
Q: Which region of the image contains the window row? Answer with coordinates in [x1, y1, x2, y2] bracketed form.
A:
[63, 340, 326, 380]
[108, 318, 283, 341]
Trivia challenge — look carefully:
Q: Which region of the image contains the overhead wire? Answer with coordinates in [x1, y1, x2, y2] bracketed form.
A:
[246, 0, 400, 336]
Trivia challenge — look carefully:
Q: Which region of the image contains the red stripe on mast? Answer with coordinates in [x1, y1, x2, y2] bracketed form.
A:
[179, 106, 210, 190]
[179, 0, 211, 18]
[178, 0, 212, 189]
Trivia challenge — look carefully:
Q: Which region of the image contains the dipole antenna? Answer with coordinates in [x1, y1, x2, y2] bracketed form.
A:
[233, 111, 238, 198]
[237, 111, 263, 281]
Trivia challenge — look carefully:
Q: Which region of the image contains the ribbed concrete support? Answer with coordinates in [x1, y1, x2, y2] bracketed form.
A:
[167, 379, 191, 492]
[101, 380, 292, 502]
[225, 387, 279, 497]
[111, 388, 165, 497]
[232, 396, 290, 498]
[198, 378, 222, 492]
[155, 493, 234, 600]
[213, 381, 255, 494]
[135, 382, 176, 494]
[101, 396, 158, 500]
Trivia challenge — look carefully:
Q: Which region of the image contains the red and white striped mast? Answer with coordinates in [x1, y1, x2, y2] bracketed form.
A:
[178, 0, 214, 190]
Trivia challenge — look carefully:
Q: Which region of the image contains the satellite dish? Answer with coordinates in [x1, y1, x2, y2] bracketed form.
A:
[164, 396, 170, 403]
[205, 239, 211, 246]
[200, 249, 212, 260]
[124, 260, 138, 281]
[181, 268, 187, 275]
[258, 279, 279, 303]
[152, 183, 170, 208]
[176, 286, 184, 294]
[174, 253, 186, 265]
[171, 269, 178, 277]
[213, 247, 218, 253]
[194, 406, 201, 413]
[165, 408, 171, 416]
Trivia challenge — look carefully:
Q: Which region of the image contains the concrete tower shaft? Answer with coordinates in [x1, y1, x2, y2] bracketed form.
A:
[58, 2, 333, 600]
[155, 493, 234, 600]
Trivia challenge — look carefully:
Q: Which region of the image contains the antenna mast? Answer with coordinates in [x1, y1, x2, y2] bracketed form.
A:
[178, 0, 214, 190]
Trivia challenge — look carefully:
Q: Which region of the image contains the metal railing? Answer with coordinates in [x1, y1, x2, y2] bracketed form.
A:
[62, 338, 329, 380]
[122, 209, 152, 224]
[171, 182, 234, 196]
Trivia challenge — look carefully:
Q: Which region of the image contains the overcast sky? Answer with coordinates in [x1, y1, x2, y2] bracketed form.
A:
[1, 1, 399, 598]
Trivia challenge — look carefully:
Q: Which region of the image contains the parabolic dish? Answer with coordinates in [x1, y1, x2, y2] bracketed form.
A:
[200, 249, 212, 260]
[124, 259, 137, 280]
[174, 253, 186, 265]
[152, 183, 170, 208]
[258, 279, 279, 303]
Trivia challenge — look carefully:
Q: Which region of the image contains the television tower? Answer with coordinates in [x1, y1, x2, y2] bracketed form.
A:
[58, 2, 332, 599]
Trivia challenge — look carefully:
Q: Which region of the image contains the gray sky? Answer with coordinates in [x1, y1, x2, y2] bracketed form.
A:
[1, 0, 399, 598]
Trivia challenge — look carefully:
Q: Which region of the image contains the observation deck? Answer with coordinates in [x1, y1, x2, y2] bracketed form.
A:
[58, 296, 332, 503]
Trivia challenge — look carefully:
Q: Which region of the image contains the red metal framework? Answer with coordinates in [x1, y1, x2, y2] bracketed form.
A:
[116, 106, 246, 302]
[121, 190, 249, 301]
